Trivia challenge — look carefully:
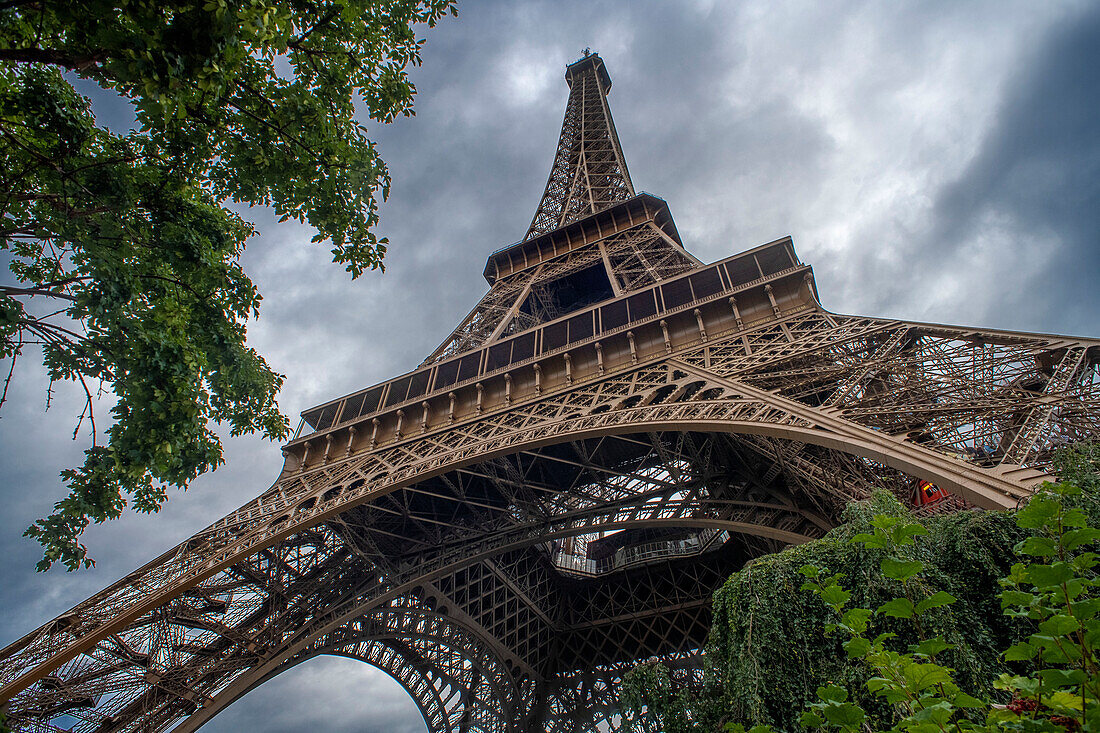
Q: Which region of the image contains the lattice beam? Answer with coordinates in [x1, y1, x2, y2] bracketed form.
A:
[524, 54, 633, 241]
[2, 52, 1098, 733]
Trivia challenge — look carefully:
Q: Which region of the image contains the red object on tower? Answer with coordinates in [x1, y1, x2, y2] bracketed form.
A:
[914, 479, 949, 507]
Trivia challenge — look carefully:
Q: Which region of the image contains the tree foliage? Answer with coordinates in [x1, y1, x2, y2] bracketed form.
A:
[620, 443, 1100, 732]
[0, 0, 455, 570]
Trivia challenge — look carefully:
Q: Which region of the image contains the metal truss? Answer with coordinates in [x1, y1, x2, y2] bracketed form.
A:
[3, 310, 1096, 732]
[426, 219, 698, 363]
[524, 53, 633, 241]
[2, 53, 1099, 733]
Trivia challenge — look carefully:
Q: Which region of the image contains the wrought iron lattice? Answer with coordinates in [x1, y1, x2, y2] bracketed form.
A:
[2, 52, 1098, 733]
[524, 53, 634, 241]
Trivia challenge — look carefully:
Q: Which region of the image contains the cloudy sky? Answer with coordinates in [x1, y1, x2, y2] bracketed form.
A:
[2, 1, 1099, 731]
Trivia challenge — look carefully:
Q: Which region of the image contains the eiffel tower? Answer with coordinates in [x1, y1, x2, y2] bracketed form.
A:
[2, 52, 1099, 733]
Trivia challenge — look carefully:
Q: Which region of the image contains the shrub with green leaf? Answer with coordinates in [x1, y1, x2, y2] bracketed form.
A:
[620, 443, 1100, 732]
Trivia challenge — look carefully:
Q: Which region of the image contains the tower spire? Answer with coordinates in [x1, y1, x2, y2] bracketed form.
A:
[523, 52, 635, 240]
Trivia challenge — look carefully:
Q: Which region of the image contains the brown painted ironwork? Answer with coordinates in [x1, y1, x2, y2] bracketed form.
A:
[2, 52, 1098, 733]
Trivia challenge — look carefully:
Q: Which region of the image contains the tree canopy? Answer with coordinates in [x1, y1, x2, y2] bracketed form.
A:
[0, 0, 455, 571]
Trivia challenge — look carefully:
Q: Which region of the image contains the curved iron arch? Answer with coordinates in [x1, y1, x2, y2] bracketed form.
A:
[0, 414, 1057, 731]
[185, 603, 520, 733]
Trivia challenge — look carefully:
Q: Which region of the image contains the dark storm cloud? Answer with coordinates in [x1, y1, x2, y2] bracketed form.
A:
[2, 3, 1098, 732]
[926, 5, 1100, 337]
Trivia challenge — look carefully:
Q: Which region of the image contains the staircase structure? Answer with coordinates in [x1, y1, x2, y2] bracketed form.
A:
[2, 51, 1098, 733]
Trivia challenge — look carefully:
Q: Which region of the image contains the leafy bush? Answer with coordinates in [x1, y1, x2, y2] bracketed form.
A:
[621, 443, 1100, 732]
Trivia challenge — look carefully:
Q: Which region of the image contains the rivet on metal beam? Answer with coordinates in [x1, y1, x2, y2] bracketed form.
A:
[660, 320, 672, 353]
[627, 331, 638, 364]
[693, 309, 707, 342]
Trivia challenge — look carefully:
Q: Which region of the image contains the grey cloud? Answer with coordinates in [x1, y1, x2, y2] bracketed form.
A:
[202, 656, 425, 733]
[926, 4, 1100, 336]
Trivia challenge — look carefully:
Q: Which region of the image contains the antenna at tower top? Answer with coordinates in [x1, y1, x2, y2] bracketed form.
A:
[564, 50, 611, 89]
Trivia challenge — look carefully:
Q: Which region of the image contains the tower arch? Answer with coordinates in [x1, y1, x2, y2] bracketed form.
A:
[2, 51, 1097, 733]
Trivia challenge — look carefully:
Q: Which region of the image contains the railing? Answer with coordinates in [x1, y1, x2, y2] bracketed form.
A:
[550, 528, 730, 577]
[485, 191, 669, 259]
[297, 246, 806, 437]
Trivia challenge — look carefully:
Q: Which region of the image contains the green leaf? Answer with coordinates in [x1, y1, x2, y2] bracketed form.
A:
[1000, 589, 1036, 609]
[1016, 494, 1060, 529]
[841, 608, 872, 634]
[1045, 690, 1084, 712]
[799, 710, 824, 728]
[910, 699, 953, 726]
[819, 585, 851, 609]
[816, 684, 848, 703]
[1015, 536, 1057, 557]
[915, 591, 955, 614]
[1063, 528, 1100, 551]
[986, 708, 1022, 725]
[891, 522, 928, 546]
[1063, 508, 1088, 528]
[870, 515, 899, 530]
[1073, 552, 1099, 572]
[822, 703, 865, 727]
[0, 0, 456, 572]
[881, 556, 923, 581]
[844, 637, 871, 658]
[994, 673, 1040, 696]
[911, 638, 953, 658]
[878, 597, 916, 619]
[1039, 614, 1080, 636]
[1073, 597, 1100, 620]
[865, 676, 892, 693]
[903, 663, 953, 691]
[952, 691, 985, 708]
[1038, 667, 1088, 687]
[1003, 642, 1038, 661]
[851, 531, 887, 549]
[1027, 562, 1074, 588]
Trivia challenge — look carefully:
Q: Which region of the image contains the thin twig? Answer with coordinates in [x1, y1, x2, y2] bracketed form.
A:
[0, 333, 22, 410]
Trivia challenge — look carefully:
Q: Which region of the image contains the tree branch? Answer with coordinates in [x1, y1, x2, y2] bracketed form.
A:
[1, 284, 77, 301]
[0, 332, 22, 410]
[73, 372, 97, 445]
[288, 9, 339, 48]
[0, 0, 45, 10]
[0, 47, 105, 70]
